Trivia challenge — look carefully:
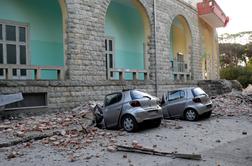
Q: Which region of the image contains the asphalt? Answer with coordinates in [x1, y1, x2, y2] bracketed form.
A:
[0, 116, 251, 166]
[166, 135, 252, 166]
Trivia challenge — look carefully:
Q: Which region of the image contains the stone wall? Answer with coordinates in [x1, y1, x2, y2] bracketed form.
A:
[64, 0, 204, 84]
[198, 80, 243, 96]
[0, 0, 221, 111]
[0, 80, 197, 111]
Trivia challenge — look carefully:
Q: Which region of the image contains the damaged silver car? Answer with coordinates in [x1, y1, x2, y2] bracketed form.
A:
[96, 89, 163, 132]
[161, 87, 213, 121]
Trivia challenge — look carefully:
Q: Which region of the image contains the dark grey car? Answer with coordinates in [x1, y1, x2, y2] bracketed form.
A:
[100, 89, 163, 132]
[161, 87, 213, 121]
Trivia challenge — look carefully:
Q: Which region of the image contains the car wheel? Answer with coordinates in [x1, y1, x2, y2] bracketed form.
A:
[184, 109, 198, 121]
[122, 115, 138, 132]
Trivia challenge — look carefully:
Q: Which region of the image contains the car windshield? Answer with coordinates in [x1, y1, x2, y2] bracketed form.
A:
[130, 90, 152, 100]
[192, 88, 206, 97]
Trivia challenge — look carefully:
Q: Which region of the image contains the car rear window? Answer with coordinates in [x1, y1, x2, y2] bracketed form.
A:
[192, 88, 206, 97]
[130, 90, 152, 100]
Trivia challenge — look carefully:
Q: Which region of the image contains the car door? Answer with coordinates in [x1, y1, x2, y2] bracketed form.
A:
[103, 92, 123, 128]
[164, 90, 187, 118]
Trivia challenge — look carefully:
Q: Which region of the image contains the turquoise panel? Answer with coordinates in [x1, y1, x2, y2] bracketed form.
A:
[105, 0, 145, 80]
[0, 0, 63, 79]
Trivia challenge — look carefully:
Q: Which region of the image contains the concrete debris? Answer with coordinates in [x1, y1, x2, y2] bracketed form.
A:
[107, 146, 116, 152]
[174, 126, 183, 129]
[242, 131, 247, 135]
[243, 84, 252, 95]
[212, 91, 252, 117]
[115, 144, 202, 160]
[7, 151, 18, 159]
[0, 102, 121, 152]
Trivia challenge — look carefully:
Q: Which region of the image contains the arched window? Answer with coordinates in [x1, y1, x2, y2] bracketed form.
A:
[105, 0, 150, 80]
[170, 15, 192, 81]
[0, 0, 64, 79]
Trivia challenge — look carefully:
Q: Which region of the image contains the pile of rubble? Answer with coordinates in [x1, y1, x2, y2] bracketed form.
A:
[243, 84, 252, 95]
[0, 102, 126, 161]
[212, 90, 252, 117]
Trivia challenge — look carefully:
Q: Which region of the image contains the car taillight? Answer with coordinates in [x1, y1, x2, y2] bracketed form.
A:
[130, 101, 141, 107]
[193, 98, 201, 103]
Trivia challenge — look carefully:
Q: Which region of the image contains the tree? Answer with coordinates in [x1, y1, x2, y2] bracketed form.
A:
[219, 31, 252, 87]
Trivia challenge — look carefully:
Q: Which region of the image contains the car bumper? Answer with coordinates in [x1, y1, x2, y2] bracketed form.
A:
[195, 102, 213, 115]
[133, 107, 163, 123]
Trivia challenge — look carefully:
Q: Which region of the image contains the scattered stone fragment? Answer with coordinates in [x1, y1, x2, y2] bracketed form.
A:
[175, 126, 183, 129]
[85, 139, 92, 144]
[123, 154, 127, 158]
[49, 137, 57, 141]
[107, 146, 116, 152]
[60, 130, 66, 136]
[85, 155, 92, 160]
[68, 155, 76, 162]
[242, 131, 247, 135]
[15, 131, 25, 137]
[132, 140, 138, 146]
[197, 123, 202, 126]
[53, 141, 60, 146]
[7, 151, 17, 159]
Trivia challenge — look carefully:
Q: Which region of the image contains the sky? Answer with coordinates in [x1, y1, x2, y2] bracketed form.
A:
[215, 0, 252, 35]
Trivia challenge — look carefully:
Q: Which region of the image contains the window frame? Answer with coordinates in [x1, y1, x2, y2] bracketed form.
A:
[104, 92, 122, 107]
[0, 19, 30, 79]
[105, 36, 115, 79]
[168, 90, 185, 101]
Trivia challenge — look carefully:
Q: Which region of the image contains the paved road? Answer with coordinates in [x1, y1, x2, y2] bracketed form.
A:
[0, 116, 251, 166]
[166, 135, 252, 166]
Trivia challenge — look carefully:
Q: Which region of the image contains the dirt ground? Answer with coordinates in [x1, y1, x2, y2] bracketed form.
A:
[0, 115, 251, 166]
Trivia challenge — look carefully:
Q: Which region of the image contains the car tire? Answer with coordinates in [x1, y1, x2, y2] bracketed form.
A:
[151, 118, 162, 128]
[121, 115, 138, 132]
[184, 109, 198, 121]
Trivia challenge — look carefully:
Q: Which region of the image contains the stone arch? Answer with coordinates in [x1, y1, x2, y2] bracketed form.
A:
[170, 15, 192, 61]
[199, 19, 218, 79]
[103, 0, 152, 40]
[103, 0, 152, 80]
[168, 14, 193, 80]
[58, 0, 68, 68]
[0, 0, 66, 79]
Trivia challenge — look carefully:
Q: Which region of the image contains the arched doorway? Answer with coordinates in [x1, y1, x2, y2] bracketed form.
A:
[105, 0, 151, 80]
[170, 15, 192, 81]
[200, 20, 218, 80]
[0, 0, 64, 79]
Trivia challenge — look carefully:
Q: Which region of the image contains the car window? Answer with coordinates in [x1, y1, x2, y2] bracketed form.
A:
[104, 93, 122, 106]
[192, 88, 206, 97]
[168, 90, 185, 101]
[130, 90, 152, 100]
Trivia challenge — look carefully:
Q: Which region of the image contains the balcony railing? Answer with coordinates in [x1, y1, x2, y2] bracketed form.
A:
[0, 64, 65, 80]
[171, 61, 191, 81]
[108, 68, 149, 81]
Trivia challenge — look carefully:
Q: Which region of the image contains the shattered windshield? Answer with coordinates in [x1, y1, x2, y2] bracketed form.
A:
[130, 90, 152, 100]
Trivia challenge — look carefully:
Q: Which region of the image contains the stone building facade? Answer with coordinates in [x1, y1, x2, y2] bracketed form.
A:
[0, 0, 228, 111]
